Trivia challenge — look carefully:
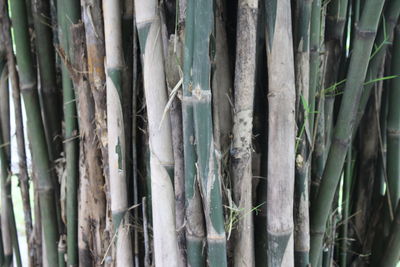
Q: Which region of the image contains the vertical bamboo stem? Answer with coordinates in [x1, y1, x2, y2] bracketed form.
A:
[231, 0, 258, 266]
[32, 0, 62, 161]
[103, 0, 133, 265]
[191, 0, 227, 265]
[293, 0, 312, 265]
[265, 0, 296, 265]
[182, 0, 206, 265]
[355, 0, 400, 130]
[8, 0, 60, 265]
[386, 24, 400, 219]
[80, 0, 109, 264]
[135, 1, 179, 265]
[4, 21, 36, 267]
[56, 0, 80, 265]
[309, 0, 385, 264]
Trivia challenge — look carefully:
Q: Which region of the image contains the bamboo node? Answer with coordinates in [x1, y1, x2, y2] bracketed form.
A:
[355, 25, 376, 39]
[192, 86, 212, 101]
[20, 81, 36, 91]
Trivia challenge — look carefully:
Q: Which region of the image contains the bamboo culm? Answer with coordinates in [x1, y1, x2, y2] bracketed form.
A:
[309, 0, 385, 265]
[182, 0, 206, 265]
[8, 0, 60, 265]
[231, 0, 258, 266]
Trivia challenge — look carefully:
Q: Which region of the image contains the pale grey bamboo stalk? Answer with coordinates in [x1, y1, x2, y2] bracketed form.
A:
[265, 0, 296, 265]
[231, 0, 258, 266]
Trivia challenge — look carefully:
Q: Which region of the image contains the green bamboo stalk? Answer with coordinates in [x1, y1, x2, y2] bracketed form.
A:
[308, 0, 321, 136]
[378, 86, 389, 196]
[32, 0, 62, 162]
[340, 148, 353, 266]
[355, 0, 400, 130]
[265, 0, 296, 265]
[309, 0, 385, 265]
[191, 0, 227, 265]
[58, 237, 66, 267]
[8, 0, 59, 265]
[323, 0, 348, 155]
[32, 0, 64, 243]
[380, 200, 400, 267]
[309, 0, 322, 202]
[182, 1, 206, 265]
[56, 0, 80, 265]
[6, 28, 36, 267]
[386, 24, 400, 219]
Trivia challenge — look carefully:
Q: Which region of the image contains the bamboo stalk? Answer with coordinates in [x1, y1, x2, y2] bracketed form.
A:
[264, 0, 296, 265]
[213, 0, 232, 156]
[80, 0, 109, 264]
[103, 0, 133, 266]
[339, 148, 353, 266]
[231, 0, 258, 266]
[309, 0, 323, 203]
[181, 0, 206, 265]
[309, 0, 385, 265]
[0, 24, 31, 266]
[386, 24, 400, 222]
[164, 30, 186, 267]
[135, 1, 179, 265]
[4, 16, 36, 266]
[323, 0, 348, 155]
[67, 22, 108, 267]
[355, 0, 400, 130]
[32, 0, 62, 162]
[80, 0, 108, 182]
[56, 0, 80, 265]
[31, 0, 66, 249]
[293, 0, 312, 265]
[8, 0, 60, 265]
[191, 0, 227, 265]
[32, 0, 64, 246]
[58, 237, 66, 267]
[308, 0, 321, 137]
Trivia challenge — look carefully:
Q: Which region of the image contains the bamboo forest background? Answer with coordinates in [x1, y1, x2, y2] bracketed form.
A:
[0, 0, 399, 266]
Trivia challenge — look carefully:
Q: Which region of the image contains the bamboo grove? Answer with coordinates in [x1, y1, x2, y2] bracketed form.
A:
[0, 0, 399, 266]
